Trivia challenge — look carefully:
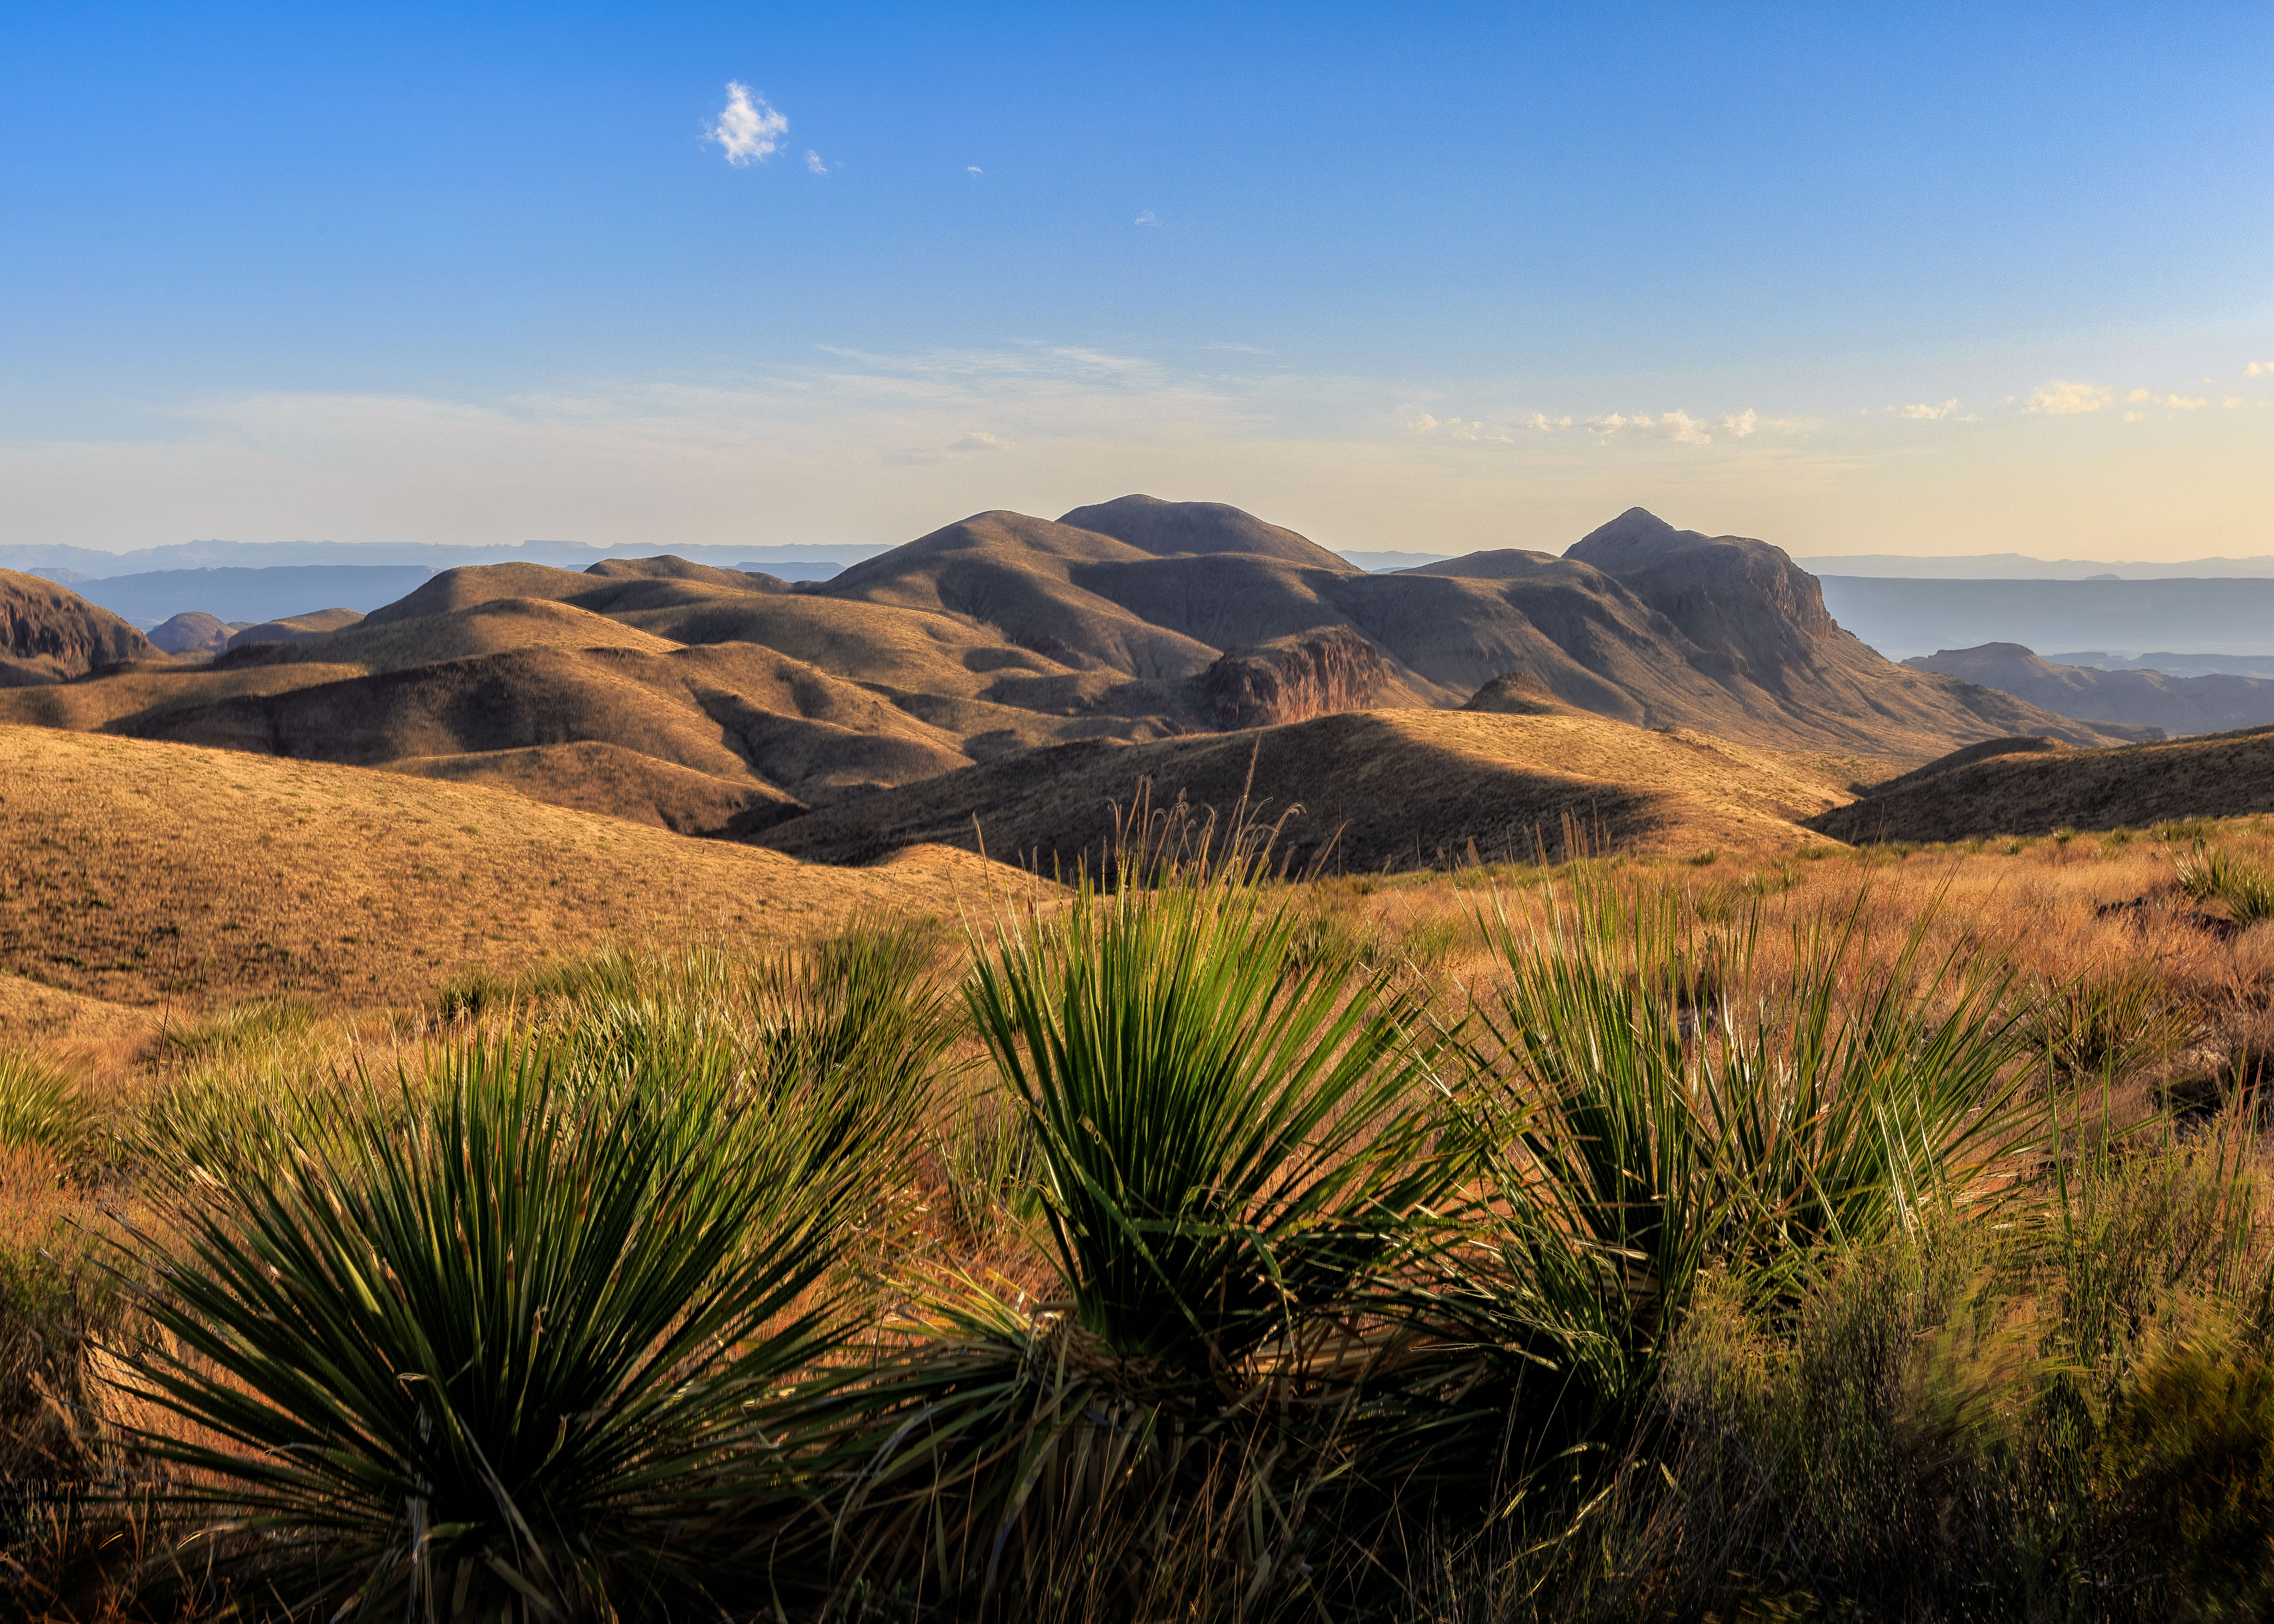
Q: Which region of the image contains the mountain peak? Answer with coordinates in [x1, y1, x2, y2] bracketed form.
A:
[1057, 495, 1352, 570]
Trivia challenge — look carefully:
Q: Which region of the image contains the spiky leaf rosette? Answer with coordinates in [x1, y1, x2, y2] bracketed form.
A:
[117, 1033, 867, 1621]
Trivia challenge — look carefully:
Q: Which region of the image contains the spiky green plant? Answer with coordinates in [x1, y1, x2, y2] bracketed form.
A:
[2175, 845, 2274, 927]
[841, 846, 1464, 1606]
[1433, 875, 2040, 1461]
[0, 1052, 95, 1167]
[118, 1031, 870, 1621]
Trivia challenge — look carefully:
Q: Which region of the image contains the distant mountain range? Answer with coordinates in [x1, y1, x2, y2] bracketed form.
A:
[1795, 552, 2274, 580]
[1817, 576, 2274, 662]
[0, 538, 880, 581]
[1905, 644, 2274, 737]
[0, 497, 2155, 871]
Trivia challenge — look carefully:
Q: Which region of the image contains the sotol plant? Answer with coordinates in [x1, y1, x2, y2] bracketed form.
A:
[119, 1031, 875, 1621]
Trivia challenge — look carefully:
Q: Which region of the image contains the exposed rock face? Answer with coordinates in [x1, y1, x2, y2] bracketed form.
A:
[1565, 507, 1835, 688]
[1204, 628, 1387, 728]
[0, 569, 156, 686]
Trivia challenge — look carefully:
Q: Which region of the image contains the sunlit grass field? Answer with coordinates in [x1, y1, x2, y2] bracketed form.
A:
[8, 812, 2274, 1620]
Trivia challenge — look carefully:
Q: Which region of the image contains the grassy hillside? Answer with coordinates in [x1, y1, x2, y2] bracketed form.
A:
[1812, 724, 2274, 843]
[0, 726, 1029, 1018]
[759, 707, 1864, 872]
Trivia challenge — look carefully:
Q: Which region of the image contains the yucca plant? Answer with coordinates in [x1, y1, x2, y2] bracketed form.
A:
[0, 1051, 97, 1168]
[842, 840, 1464, 1606]
[1429, 875, 2040, 1472]
[118, 1031, 871, 1621]
[2175, 844, 2274, 927]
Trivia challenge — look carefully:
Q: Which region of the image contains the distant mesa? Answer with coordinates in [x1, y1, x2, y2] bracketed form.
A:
[0, 569, 156, 686]
[1905, 642, 2274, 737]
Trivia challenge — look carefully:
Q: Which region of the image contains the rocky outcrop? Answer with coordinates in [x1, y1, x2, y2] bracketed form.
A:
[1204, 628, 1387, 728]
[1462, 669, 1573, 716]
[1566, 507, 1835, 687]
[0, 570, 156, 686]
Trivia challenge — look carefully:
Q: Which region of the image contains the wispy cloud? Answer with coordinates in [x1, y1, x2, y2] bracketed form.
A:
[2248, 361, 2271, 377]
[1897, 399, 1959, 420]
[805, 149, 830, 176]
[2025, 380, 2113, 415]
[2128, 388, 2209, 410]
[707, 83, 788, 166]
[1134, 210, 1160, 226]
[966, 165, 983, 177]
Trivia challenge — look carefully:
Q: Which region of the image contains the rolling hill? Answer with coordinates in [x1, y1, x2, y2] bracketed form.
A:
[0, 725, 1031, 1020]
[0, 499, 2150, 861]
[756, 707, 1862, 875]
[1807, 726, 2274, 845]
[1, 569, 156, 685]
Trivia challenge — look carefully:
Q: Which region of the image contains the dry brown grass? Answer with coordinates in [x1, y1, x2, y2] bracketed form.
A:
[0, 725, 1040, 1027]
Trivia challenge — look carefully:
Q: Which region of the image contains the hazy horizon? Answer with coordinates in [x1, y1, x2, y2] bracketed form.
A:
[5, 6, 2268, 562]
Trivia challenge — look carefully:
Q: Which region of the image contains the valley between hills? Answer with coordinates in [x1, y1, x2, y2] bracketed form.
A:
[7, 492, 2274, 1039]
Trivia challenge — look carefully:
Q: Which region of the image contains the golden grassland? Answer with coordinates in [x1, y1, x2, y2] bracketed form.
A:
[8, 789, 2274, 1616]
[0, 725, 1032, 1029]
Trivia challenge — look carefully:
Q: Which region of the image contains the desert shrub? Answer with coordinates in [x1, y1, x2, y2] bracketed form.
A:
[0, 1053, 95, 1168]
[159, 997, 318, 1063]
[2175, 845, 2274, 927]
[1430, 874, 2038, 1486]
[2029, 965, 2190, 1083]
[118, 1032, 874, 1620]
[1398, 914, 1463, 970]
[842, 856, 1463, 1609]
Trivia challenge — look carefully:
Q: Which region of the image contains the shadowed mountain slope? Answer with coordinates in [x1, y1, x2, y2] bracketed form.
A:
[757, 708, 1856, 874]
[1905, 643, 2274, 737]
[1808, 726, 2274, 844]
[0, 569, 156, 685]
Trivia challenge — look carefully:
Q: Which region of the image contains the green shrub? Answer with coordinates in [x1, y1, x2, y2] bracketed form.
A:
[844, 858, 1463, 1606]
[120, 1034, 872, 1619]
[0, 1053, 94, 1167]
[2175, 845, 2274, 927]
[1440, 876, 2038, 1461]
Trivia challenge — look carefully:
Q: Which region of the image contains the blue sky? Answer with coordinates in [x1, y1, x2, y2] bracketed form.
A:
[3, 3, 2269, 557]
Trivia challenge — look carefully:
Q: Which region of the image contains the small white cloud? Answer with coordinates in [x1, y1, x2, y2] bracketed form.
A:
[805, 149, 830, 175]
[2248, 361, 2271, 376]
[1406, 413, 1509, 442]
[2163, 394, 2207, 410]
[966, 165, 983, 176]
[2127, 388, 2151, 402]
[1518, 412, 1573, 431]
[948, 431, 1006, 453]
[2225, 396, 2245, 408]
[2123, 410, 2145, 422]
[1134, 210, 1160, 226]
[1719, 409, 1759, 438]
[707, 83, 788, 166]
[2025, 380, 2114, 415]
[1897, 399, 1960, 420]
